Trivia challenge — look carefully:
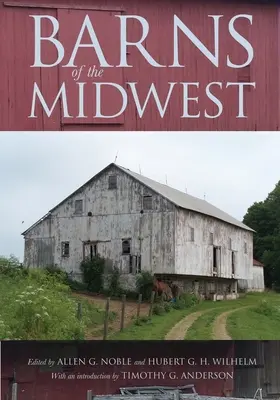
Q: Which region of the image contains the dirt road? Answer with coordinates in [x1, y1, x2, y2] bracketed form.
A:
[212, 306, 251, 340]
[165, 311, 204, 340]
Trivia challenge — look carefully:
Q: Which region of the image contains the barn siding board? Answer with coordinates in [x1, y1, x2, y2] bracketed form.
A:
[238, 265, 265, 292]
[233, 341, 265, 399]
[175, 208, 253, 280]
[0, 0, 279, 130]
[233, 341, 280, 399]
[263, 341, 280, 396]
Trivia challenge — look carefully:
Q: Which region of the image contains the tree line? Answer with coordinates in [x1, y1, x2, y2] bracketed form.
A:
[243, 181, 280, 289]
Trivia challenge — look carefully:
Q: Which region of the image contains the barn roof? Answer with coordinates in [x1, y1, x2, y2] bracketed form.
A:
[22, 163, 254, 235]
[253, 259, 264, 267]
[117, 165, 254, 232]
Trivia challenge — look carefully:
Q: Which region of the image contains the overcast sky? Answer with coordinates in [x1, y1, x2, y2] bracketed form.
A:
[0, 131, 279, 260]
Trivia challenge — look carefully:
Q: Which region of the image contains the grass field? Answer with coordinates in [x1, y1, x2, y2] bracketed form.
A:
[1, 261, 280, 340]
[110, 292, 280, 340]
[227, 300, 280, 340]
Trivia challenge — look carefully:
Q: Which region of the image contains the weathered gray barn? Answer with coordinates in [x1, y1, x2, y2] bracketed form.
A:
[22, 163, 256, 298]
[238, 259, 265, 293]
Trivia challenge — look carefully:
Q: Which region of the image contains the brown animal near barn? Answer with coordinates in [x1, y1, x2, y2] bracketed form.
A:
[153, 277, 173, 301]
[170, 283, 182, 299]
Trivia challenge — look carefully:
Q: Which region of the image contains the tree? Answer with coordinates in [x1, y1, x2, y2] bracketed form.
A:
[243, 181, 280, 289]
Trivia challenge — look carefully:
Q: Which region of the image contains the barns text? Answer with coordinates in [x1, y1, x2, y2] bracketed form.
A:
[29, 14, 256, 119]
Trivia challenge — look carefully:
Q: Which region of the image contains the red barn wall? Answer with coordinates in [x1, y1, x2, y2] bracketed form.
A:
[0, 0, 279, 131]
[1, 341, 235, 400]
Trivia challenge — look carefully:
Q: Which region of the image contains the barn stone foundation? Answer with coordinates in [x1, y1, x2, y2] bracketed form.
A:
[103, 273, 239, 300]
[68, 270, 239, 300]
[155, 274, 239, 300]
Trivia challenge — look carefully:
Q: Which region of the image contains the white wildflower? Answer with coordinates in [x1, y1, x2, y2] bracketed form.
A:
[35, 313, 41, 318]
[27, 300, 33, 304]
[43, 312, 49, 317]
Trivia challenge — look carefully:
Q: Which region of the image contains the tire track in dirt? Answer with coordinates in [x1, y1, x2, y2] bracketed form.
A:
[165, 311, 204, 340]
[73, 293, 150, 339]
[212, 306, 252, 340]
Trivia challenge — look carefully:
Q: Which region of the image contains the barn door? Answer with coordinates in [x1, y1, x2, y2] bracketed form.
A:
[57, 9, 125, 127]
[263, 341, 280, 397]
[83, 242, 98, 260]
[233, 341, 265, 398]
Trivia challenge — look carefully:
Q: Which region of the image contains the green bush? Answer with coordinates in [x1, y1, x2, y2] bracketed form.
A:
[180, 293, 200, 307]
[253, 299, 280, 320]
[0, 255, 24, 278]
[164, 302, 172, 312]
[136, 271, 154, 300]
[80, 256, 105, 293]
[172, 299, 186, 310]
[108, 267, 122, 296]
[45, 265, 68, 283]
[152, 304, 165, 316]
[67, 279, 87, 292]
[0, 267, 108, 340]
[171, 293, 199, 310]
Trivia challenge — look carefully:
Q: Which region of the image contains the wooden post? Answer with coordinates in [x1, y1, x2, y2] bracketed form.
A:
[77, 302, 82, 321]
[136, 293, 142, 323]
[120, 294, 126, 331]
[103, 298, 110, 340]
[149, 291, 155, 317]
[87, 390, 93, 400]
[11, 383, 18, 400]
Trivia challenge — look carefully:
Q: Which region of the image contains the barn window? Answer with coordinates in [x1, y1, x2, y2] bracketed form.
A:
[74, 199, 83, 214]
[244, 242, 248, 254]
[108, 175, 117, 189]
[213, 246, 220, 274]
[129, 255, 141, 274]
[190, 227, 195, 242]
[209, 232, 214, 245]
[62, 242, 70, 257]
[122, 239, 131, 255]
[129, 255, 133, 273]
[136, 256, 141, 274]
[143, 195, 153, 210]
[232, 251, 236, 275]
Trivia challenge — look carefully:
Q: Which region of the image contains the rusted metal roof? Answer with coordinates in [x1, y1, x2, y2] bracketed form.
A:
[253, 258, 264, 267]
[22, 163, 254, 235]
